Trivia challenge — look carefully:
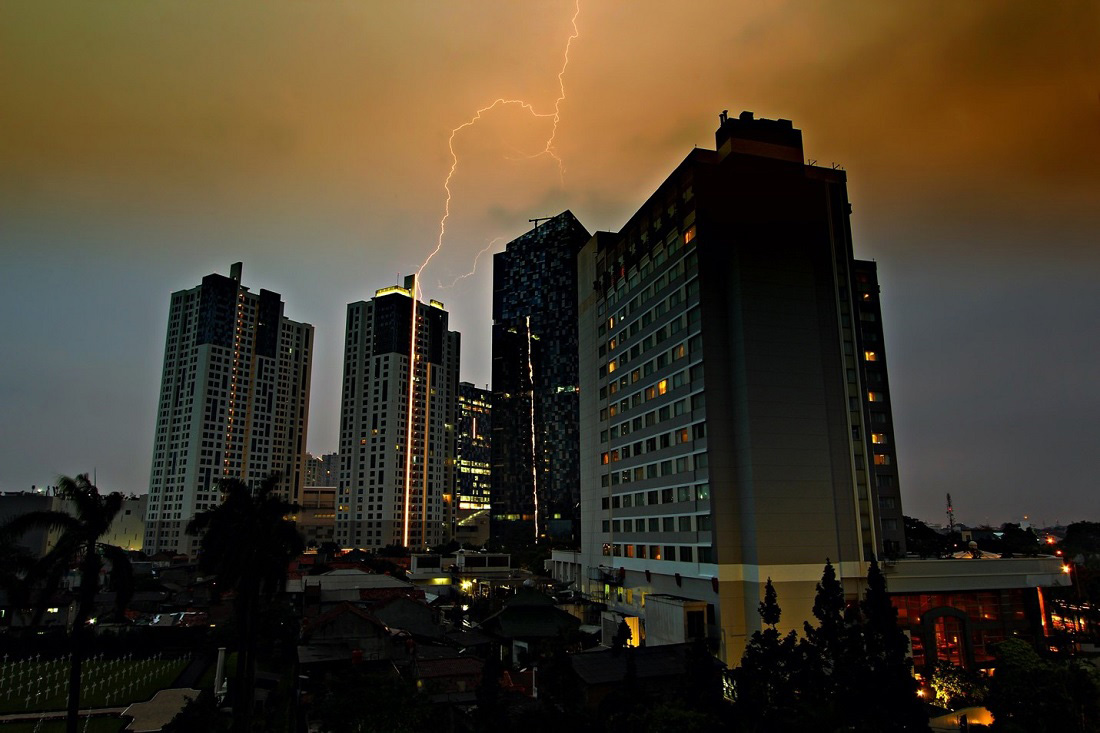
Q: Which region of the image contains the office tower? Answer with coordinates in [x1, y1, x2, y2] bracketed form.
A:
[574, 112, 903, 662]
[455, 382, 492, 546]
[304, 452, 340, 488]
[145, 262, 313, 557]
[337, 276, 460, 550]
[491, 211, 590, 544]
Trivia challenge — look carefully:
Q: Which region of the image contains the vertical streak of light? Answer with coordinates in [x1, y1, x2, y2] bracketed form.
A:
[402, 277, 418, 548]
[422, 361, 432, 549]
[527, 315, 539, 541]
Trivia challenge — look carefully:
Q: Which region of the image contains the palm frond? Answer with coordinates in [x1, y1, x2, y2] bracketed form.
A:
[1, 510, 83, 540]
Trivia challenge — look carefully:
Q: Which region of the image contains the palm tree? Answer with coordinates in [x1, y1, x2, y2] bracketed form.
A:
[187, 473, 303, 733]
[1, 474, 133, 733]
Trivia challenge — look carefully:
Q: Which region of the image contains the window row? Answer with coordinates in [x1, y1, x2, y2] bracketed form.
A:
[601, 483, 710, 509]
[603, 542, 712, 564]
[602, 513, 712, 533]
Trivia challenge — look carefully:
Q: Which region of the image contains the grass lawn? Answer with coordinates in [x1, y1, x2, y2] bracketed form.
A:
[0, 657, 186, 715]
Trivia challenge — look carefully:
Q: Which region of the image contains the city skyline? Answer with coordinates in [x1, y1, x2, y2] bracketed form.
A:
[2, 1, 1098, 527]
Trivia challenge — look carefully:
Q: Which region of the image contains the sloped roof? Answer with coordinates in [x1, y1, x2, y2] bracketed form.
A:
[303, 601, 387, 636]
[480, 604, 580, 640]
[415, 657, 483, 680]
[571, 644, 711, 686]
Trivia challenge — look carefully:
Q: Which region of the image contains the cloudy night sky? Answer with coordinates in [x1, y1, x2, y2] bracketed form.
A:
[1, 1, 1097, 527]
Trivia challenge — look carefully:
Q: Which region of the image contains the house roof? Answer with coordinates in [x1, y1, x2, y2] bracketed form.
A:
[303, 602, 388, 636]
[480, 604, 580, 640]
[414, 657, 483, 679]
[571, 644, 713, 686]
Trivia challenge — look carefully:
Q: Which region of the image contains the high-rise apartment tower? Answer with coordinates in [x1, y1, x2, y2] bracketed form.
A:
[145, 262, 313, 556]
[337, 276, 460, 550]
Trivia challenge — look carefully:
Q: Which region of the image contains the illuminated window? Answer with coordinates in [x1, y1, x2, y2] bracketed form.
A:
[864, 351, 878, 361]
[874, 454, 891, 466]
[645, 386, 656, 400]
[601, 453, 609, 465]
[868, 392, 885, 402]
[871, 433, 888, 445]
[608, 360, 617, 373]
[684, 226, 696, 244]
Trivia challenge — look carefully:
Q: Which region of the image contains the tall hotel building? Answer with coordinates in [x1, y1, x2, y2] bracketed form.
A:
[491, 211, 590, 543]
[145, 263, 313, 556]
[572, 112, 906, 661]
[336, 276, 460, 550]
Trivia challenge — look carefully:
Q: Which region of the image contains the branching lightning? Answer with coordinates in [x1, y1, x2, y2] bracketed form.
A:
[399, 1, 581, 549]
[414, 0, 582, 298]
[439, 236, 503, 289]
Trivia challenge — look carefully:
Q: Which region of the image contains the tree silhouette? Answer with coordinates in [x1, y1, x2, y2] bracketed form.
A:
[1, 474, 133, 733]
[735, 578, 803, 731]
[858, 557, 928, 731]
[187, 473, 303, 733]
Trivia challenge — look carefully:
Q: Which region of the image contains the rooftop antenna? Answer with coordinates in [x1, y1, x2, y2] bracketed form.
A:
[529, 217, 552, 229]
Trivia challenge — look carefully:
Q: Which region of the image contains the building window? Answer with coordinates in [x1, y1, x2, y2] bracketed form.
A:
[867, 392, 885, 402]
[864, 351, 878, 361]
[871, 433, 888, 445]
[874, 454, 891, 466]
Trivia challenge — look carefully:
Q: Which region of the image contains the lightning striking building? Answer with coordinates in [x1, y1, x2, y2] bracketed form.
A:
[491, 211, 591, 544]
[570, 112, 907, 661]
[336, 276, 460, 550]
[145, 262, 313, 557]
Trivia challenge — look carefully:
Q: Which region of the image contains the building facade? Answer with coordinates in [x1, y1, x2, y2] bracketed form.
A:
[305, 452, 340, 488]
[574, 112, 902, 662]
[145, 263, 312, 556]
[336, 276, 460, 550]
[455, 382, 492, 546]
[491, 211, 590, 544]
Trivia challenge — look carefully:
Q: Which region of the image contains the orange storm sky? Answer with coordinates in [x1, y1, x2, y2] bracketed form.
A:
[2, 1, 1098, 524]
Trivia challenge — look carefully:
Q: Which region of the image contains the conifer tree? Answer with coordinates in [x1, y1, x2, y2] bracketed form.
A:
[857, 557, 928, 731]
[735, 578, 803, 731]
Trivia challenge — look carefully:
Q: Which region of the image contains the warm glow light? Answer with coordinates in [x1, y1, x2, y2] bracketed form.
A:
[1062, 564, 1071, 574]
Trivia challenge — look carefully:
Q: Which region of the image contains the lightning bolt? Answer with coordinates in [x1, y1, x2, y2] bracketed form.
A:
[414, 0, 582, 299]
[439, 236, 503, 289]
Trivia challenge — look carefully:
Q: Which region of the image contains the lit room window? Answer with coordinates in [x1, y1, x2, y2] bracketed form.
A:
[867, 392, 885, 402]
[874, 454, 891, 466]
[864, 351, 878, 361]
[871, 433, 888, 445]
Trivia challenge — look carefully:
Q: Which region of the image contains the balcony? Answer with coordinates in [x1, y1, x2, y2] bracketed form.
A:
[588, 565, 626, 586]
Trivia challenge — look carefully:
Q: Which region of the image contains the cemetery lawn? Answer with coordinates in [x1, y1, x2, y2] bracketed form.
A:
[0, 657, 187, 714]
